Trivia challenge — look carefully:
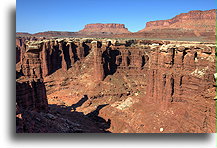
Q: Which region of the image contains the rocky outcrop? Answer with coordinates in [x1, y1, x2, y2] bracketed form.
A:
[139, 9, 216, 32]
[91, 39, 216, 133]
[16, 37, 216, 133]
[16, 37, 46, 65]
[16, 37, 26, 64]
[79, 23, 131, 34]
[132, 9, 216, 42]
[16, 79, 48, 112]
[16, 75, 49, 132]
[18, 39, 92, 78]
[92, 41, 105, 81]
[145, 44, 216, 108]
[21, 41, 43, 78]
[16, 78, 110, 133]
[16, 39, 111, 132]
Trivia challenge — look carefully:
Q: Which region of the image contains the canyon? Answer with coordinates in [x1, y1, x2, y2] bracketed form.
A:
[16, 9, 216, 133]
[16, 36, 216, 133]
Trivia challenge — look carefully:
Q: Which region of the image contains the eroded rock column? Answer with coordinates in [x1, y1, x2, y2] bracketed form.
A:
[92, 41, 104, 81]
[22, 42, 43, 79]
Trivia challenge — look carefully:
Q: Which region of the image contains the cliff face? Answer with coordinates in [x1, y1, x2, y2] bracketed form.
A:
[16, 37, 216, 133]
[139, 9, 216, 32]
[16, 40, 49, 132]
[79, 23, 131, 34]
[16, 39, 111, 133]
[16, 37, 25, 64]
[16, 38, 92, 78]
[95, 41, 216, 133]
[16, 80, 48, 112]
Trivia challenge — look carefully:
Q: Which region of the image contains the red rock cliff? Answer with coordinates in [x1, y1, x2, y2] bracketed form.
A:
[16, 79, 48, 112]
[16, 38, 216, 133]
[139, 9, 216, 32]
[18, 38, 92, 78]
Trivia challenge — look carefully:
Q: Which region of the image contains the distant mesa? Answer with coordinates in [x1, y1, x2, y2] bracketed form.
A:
[16, 9, 216, 42]
[78, 23, 131, 34]
[139, 9, 216, 32]
[16, 32, 32, 36]
[33, 31, 77, 37]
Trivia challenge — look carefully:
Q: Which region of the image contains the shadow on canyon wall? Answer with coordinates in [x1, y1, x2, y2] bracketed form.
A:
[71, 95, 89, 111]
[48, 42, 91, 75]
[16, 78, 111, 133]
[102, 47, 120, 77]
[48, 95, 111, 133]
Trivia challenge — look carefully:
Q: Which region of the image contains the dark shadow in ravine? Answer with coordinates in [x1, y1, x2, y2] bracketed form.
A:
[71, 95, 89, 111]
[83, 42, 90, 57]
[86, 104, 111, 130]
[71, 42, 79, 62]
[62, 42, 72, 69]
[48, 98, 111, 133]
[102, 47, 120, 77]
[67, 97, 111, 132]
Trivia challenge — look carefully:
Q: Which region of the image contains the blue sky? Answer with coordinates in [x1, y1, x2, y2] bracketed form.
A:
[16, 0, 216, 33]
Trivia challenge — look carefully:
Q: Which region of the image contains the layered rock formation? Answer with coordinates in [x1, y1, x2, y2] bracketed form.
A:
[16, 41, 48, 132]
[139, 9, 216, 32]
[16, 38, 112, 133]
[16, 37, 25, 64]
[112, 9, 216, 42]
[16, 79, 48, 112]
[79, 23, 131, 34]
[16, 36, 216, 133]
[16, 38, 92, 77]
[97, 41, 216, 133]
[16, 37, 46, 64]
[92, 41, 105, 81]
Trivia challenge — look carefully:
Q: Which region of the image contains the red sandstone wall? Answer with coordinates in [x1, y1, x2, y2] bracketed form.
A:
[139, 9, 216, 32]
[18, 38, 92, 78]
[16, 79, 48, 112]
[16, 38, 216, 133]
